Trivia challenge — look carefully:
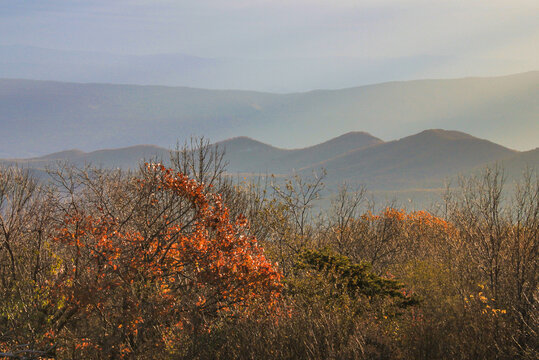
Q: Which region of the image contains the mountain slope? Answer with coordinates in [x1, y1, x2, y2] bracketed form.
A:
[495, 148, 539, 181]
[2, 132, 383, 175]
[302, 130, 520, 189]
[1, 71, 537, 158]
[0, 145, 170, 171]
[219, 132, 383, 174]
[2, 130, 537, 208]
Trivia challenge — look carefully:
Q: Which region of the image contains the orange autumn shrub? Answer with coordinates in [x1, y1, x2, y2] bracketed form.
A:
[49, 164, 282, 358]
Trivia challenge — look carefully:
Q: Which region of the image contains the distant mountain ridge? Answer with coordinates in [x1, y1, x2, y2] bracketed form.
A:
[2, 130, 537, 205]
[1, 72, 538, 158]
[217, 131, 383, 174]
[3, 44, 519, 93]
[302, 129, 519, 189]
[1, 132, 382, 173]
[2, 145, 170, 170]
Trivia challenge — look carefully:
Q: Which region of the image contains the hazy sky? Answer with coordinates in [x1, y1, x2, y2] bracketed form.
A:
[2, 0, 538, 65]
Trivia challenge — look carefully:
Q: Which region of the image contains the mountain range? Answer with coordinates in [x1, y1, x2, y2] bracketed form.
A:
[1, 45, 521, 93]
[1, 71, 538, 159]
[2, 129, 537, 207]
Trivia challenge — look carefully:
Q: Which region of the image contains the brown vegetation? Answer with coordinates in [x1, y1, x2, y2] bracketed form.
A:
[0, 141, 537, 359]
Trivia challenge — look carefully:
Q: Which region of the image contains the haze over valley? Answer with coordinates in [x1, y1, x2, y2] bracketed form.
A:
[1, 44, 534, 94]
[1, 71, 538, 159]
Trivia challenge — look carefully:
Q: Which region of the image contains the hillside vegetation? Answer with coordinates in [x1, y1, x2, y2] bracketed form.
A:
[0, 141, 537, 359]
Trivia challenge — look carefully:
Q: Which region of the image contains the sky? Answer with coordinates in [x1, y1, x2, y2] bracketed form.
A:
[1, 0, 538, 66]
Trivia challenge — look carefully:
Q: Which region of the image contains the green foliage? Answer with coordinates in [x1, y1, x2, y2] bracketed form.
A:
[296, 249, 417, 305]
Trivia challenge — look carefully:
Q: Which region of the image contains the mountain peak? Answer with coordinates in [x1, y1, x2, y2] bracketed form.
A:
[215, 136, 281, 154]
[330, 131, 381, 141]
[35, 149, 86, 160]
[303, 131, 383, 152]
[413, 129, 475, 141]
[398, 129, 517, 153]
[220, 135, 258, 142]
